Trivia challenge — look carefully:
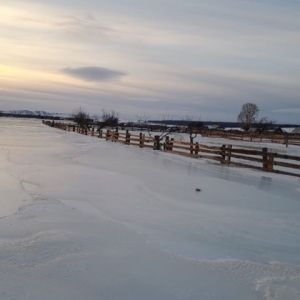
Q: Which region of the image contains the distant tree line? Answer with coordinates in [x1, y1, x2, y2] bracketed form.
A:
[72, 107, 119, 130]
[71, 103, 279, 136]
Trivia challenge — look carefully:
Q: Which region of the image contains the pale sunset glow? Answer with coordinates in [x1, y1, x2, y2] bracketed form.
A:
[0, 0, 300, 122]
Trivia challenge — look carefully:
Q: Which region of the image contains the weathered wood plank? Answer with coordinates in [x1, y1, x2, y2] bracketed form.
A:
[224, 148, 265, 156]
[271, 153, 300, 161]
[229, 153, 264, 164]
[170, 144, 222, 154]
[171, 140, 220, 149]
[273, 160, 300, 170]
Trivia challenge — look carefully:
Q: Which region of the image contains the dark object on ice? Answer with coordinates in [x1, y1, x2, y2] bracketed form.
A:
[195, 188, 201, 192]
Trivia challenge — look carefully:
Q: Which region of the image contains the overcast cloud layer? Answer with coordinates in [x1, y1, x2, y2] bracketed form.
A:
[0, 0, 300, 122]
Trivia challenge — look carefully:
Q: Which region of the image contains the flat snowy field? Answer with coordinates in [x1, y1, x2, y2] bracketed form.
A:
[1, 118, 300, 300]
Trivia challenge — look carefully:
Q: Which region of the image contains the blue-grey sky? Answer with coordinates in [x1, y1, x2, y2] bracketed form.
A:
[1, 0, 300, 122]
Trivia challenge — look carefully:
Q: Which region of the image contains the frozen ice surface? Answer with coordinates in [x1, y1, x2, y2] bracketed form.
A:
[0, 119, 300, 300]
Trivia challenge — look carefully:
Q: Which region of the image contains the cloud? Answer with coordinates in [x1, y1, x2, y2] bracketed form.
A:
[61, 67, 126, 82]
[1, 1, 300, 124]
[55, 14, 113, 41]
[271, 108, 300, 114]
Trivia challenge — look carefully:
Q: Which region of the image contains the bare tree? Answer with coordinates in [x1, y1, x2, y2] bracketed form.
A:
[187, 121, 204, 143]
[237, 103, 259, 130]
[72, 107, 90, 128]
[184, 115, 203, 143]
[135, 112, 152, 131]
[136, 112, 151, 124]
[135, 113, 180, 149]
[98, 109, 119, 129]
[257, 117, 276, 133]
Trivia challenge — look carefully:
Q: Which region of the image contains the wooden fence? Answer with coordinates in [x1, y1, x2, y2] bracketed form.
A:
[163, 139, 300, 177]
[201, 130, 300, 147]
[43, 121, 300, 178]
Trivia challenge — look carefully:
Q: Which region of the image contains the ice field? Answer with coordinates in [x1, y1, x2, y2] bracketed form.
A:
[0, 118, 300, 300]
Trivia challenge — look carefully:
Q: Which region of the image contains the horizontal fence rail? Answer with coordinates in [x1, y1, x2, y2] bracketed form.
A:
[43, 121, 300, 178]
[201, 130, 300, 147]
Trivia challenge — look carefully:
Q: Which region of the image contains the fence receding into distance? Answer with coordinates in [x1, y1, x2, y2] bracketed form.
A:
[43, 121, 300, 178]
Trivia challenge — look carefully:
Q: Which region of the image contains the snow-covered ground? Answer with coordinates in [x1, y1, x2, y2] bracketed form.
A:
[1, 118, 300, 300]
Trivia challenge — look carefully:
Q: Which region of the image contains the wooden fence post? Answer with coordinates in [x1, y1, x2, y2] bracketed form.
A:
[165, 136, 169, 151]
[154, 135, 160, 150]
[139, 133, 144, 148]
[195, 142, 199, 155]
[262, 147, 268, 170]
[221, 144, 226, 163]
[111, 131, 115, 142]
[226, 144, 232, 164]
[91, 127, 94, 136]
[126, 130, 130, 145]
[170, 138, 174, 151]
[267, 154, 274, 172]
[285, 134, 289, 148]
[106, 130, 110, 141]
[115, 127, 119, 142]
[190, 143, 194, 154]
[99, 129, 103, 138]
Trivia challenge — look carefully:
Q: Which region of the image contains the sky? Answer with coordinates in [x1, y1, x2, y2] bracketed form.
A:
[0, 0, 300, 123]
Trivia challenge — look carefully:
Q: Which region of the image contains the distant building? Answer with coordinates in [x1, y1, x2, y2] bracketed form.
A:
[211, 124, 225, 130]
[264, 127, 287, 134]
[274, 127, 286, 133]
[247, 127, 259, 133]
[291, 127, 300, 134]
